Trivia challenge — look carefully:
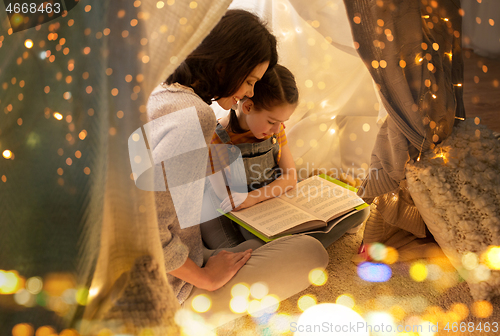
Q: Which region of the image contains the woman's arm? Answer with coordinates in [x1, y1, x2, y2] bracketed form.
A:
[221, 144, 297, 212]
[169, 249, 252, 291]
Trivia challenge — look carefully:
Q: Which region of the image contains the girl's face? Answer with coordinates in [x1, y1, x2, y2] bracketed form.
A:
[241, 100, 296, 139]
[217, 61, 269, 110]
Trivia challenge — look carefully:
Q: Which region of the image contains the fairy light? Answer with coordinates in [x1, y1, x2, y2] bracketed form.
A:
[2, 150, 12, 159]
[24, 39, 33, 48]
[416, 133, 426, 162]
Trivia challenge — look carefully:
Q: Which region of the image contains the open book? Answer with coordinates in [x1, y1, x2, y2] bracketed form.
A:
[221, 174, 368, 242]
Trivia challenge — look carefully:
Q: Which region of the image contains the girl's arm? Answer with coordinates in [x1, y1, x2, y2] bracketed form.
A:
[222, 143, 297, 212]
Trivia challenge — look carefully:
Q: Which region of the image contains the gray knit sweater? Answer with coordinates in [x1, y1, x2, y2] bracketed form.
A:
[147, 83, 216, 303]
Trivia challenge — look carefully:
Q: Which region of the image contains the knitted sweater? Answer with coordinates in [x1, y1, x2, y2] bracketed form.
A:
[147, 83, 216, 303]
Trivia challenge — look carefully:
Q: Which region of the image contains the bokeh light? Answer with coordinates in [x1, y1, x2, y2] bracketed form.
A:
[191, 294, 211, 313]
[461, 252, 479, 270]
[24, 39, 33, 49]
[484, 246, 500, 270]
[298, 294, 317, 312]
[364, 312, 396, 336]
[247, 299, 263, 317]
[35, 326, 56, 336]
[2, 150, 13, 159]
[269, 313, 293, 334]
[295, 303, 368, 335]
[382, 246, 398, 264]
[451, 303, 469, 320]
[229, 296, 249, 314]
[368, 243, 387, 261]
[357, 262, 392, 282]
[26, 276, 43, 294]
[12, 323, 34, 336]
[308, 268, 327, 286]
[260, 294, 280, 313]
[0, 270, 21, 294]
[250, 281, 268, 299]
[336, 294, 355, 309]
[14, 289, 32, 306]
[472, 300, 493, 318]
[231, 283, 250, 298]
[409, 261, 428, 282]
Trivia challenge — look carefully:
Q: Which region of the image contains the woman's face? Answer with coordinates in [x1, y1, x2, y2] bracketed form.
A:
[217, 61, 269, 110]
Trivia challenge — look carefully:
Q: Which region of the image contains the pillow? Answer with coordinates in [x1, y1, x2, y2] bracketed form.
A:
[406, 118, 500, 301]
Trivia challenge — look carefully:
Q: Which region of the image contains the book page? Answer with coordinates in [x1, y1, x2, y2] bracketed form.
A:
[280, 175, 365, 222]
[230, 197, 318, 237]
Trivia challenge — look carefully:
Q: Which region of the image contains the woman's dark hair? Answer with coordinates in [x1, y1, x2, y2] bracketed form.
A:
[166, 9, 278, 105]
[228, 64, 299, 133]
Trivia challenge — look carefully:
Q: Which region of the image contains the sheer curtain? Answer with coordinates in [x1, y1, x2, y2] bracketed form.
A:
[341, 0, 465, 257]
[214, 0, 382, 182]
[0, 0, 231, 334]
[2, 0, 466, 332]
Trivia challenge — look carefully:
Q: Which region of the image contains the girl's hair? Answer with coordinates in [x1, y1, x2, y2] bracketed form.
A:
[166, 9, 278, 105]
[228, 64, 299, 133]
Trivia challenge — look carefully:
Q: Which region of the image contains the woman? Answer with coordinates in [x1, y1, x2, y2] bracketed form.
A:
[147, 9, 328, 322]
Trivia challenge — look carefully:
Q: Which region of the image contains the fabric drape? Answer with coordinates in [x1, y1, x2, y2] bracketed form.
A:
[342, 0, 465, 251]
[1, 0, 231, 333]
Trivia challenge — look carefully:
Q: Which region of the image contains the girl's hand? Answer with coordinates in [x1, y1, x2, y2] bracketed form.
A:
[200, 249, 252, 291]
[221, 192, 258, 212]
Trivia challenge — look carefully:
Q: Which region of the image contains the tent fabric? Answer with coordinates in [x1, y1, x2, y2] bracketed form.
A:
[81, 0, 232, 333]
[1, 0, 470, 333]
[343, 0, 464, 200]
[214, 0, 382, 182]
[0, 0, 230, 333]
[341, 0, 465, 251]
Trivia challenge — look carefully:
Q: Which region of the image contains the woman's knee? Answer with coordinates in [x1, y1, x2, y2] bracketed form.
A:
[265, 234, 329, 270]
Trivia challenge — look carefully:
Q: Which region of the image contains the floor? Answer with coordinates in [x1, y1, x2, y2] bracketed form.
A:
[463, 50, 500, 132]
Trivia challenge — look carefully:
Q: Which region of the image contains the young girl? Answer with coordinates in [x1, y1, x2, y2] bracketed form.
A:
[203, 65, 370, 249]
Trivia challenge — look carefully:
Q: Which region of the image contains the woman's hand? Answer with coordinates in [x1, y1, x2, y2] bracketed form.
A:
[221, 192, 258, 212]
[200, 249, 252, 291]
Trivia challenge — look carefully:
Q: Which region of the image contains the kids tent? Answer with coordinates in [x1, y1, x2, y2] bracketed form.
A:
[1, 0, 499, 334]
